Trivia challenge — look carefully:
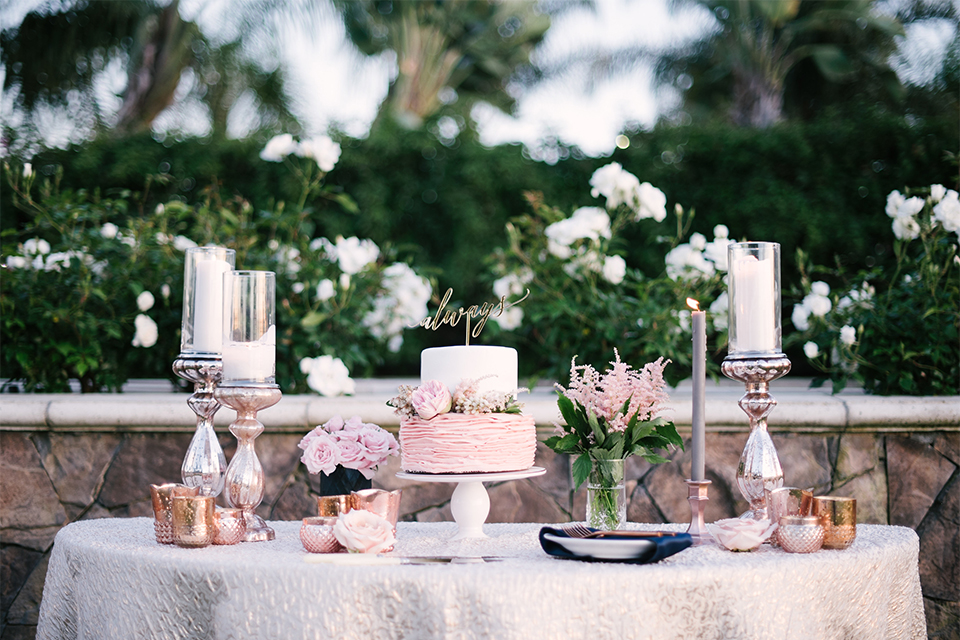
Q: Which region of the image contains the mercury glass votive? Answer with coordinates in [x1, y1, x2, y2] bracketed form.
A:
[213, 508, 246, 545]
[150, 483, 201, 544]
[778, 515, 824, 554]
[317, 495, 354, 518]
[766, 487, 813, 546]
[172, 495, 216, 548]
[300, 517, 343, 554]
[813, 496, 857, 549]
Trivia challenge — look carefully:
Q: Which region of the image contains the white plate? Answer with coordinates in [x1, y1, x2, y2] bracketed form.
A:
[543, 533, 656, 560]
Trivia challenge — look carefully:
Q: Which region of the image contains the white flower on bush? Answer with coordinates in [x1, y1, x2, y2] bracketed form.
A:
[792, 304, 811, 331]
[635, 182, 667, 222]
[837, 282, 874, 311]
[545, 207, 611, 259]
[131, 314, 158, 348]
[703, 225, 732, 271]
[136, 291, 155, 312]
[601, 255, 627, 284]
[260, 133, 298, 162]
[23, 163, 33, 178]
[339, 273, 351, 290]
[23, 238, 50, 256]
[316, 278, 336, 302]
[300, 355, 356, 396]
[161, 284, 171, 299]
[173, 236, 198, 252]
[562, 247, 603, 279]
[275, 245, 301, 274]
[296, 135, 341, 172]
[709, 292, 729, 331]
[933, 189, 960, 234]
[100, 223, 119, 239]
[930, 184, 946, 203]
[362, 262, 431, 353]
[492, 306, 523, 331]
[589, 163, 667, 222]
[665, 242, 715, 281]
[892, 215, 920, 240]
[839, 325, 857, 346]
[309, 236, 335, 257]
[335, 236, 380, 274]
[803, 341, 820, 358]
[493, 268, 533, 299]
[804, 282, 832, 316]
[5, 256, 28, 269]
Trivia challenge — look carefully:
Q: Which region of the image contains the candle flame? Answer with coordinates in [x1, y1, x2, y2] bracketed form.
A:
[686, 298, 700, 312]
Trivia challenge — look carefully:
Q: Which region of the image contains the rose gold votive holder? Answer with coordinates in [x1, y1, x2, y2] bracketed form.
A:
[301, 516, 343, 553]
[213, 508, 246, 545]
[778, 515, 824, 553]
[813, 496, 857, 549]
[317, 495, 354, 518]
[766, 487, 813, 547]
[149, 483, 201, 544]
[172, 495, 216, 548]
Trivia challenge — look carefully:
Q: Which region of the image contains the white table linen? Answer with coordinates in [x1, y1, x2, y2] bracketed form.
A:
[37, 519, 925, 640]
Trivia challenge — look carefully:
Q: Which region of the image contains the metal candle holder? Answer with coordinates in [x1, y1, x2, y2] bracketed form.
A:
[216, 384, 282, 542]
[684, 479, 713, 545]
[721, 354, 791, 520]
[173, 354, 227, 497]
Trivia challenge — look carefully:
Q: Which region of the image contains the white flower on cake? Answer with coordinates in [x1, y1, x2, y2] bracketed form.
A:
[333, 508, 396, 554]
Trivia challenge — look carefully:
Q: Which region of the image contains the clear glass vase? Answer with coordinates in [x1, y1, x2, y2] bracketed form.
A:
[586, 457, 627, 530]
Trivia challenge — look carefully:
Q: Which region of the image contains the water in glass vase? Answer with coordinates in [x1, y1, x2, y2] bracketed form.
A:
[586, 458, 627, 530]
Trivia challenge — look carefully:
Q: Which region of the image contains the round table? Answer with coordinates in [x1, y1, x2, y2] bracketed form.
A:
[37, 518, 925, 640]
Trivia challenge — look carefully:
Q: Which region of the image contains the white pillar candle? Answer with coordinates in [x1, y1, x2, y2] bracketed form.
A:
[729, 251, 778, 353]
[222, 326, 276, 382]
[192, 258, 232, 353]
[688, 299, 706, 482]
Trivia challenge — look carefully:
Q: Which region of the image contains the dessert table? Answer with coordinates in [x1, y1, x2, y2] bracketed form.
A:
[37, 518, 925, 640]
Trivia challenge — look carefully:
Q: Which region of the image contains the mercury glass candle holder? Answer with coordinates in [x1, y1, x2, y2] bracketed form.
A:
[723, 241, 789, 520]
[218, 269, 279, 542]
[174, 246, 235, 497]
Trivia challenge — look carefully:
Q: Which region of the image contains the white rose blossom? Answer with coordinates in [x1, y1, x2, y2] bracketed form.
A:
[803, 341, 820, 358]
[635, 182, 667, 222]
[23, 238, 50, 255]
[839, 325, 857, 346]
[260, 133, 298, 162]
[933, 190, 960, 234]
[362, 262, 431, 352]
[136, 291, 155, 312]
[316, 279, 336, 302]
[100, 223, 119, 239]
[131, 314, 158, 348]
[544, 207, 611, 256]
[930, 184, 946, 203]
[792, 304, 812, 331]
[892, 215, 920, 241]
[602, 255, 627, 284]
[296, 135, 341, 172]
[23, 163, 33, 178]
[300, 355, 355, 396]
[492, 306, 523, 331]
[335, 236, 380, 274]
[665, 243, 714, 281]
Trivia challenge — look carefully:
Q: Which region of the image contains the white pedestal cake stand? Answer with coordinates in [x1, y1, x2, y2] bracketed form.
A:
[396, 467, 546, 540]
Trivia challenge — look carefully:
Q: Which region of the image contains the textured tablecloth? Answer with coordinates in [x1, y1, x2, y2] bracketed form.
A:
[37, 519, 926, 640]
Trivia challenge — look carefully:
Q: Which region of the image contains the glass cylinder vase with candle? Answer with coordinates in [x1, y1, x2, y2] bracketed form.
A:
[174, 246, 235, 498]
[727, 242, 782, 357]
[217, 270, 281, 541]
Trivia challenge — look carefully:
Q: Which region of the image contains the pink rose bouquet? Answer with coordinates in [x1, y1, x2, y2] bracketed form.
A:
[299, 415, 399, 481]
[333, 508, 396, 553]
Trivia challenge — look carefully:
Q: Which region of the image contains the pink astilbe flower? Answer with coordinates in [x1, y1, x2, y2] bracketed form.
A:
[558, 349, 669, 432]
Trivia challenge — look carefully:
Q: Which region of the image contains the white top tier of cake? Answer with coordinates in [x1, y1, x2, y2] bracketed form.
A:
[421, 346, 518, 396]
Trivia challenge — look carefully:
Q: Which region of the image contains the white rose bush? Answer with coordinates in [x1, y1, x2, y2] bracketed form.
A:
[486, 163, 728, 386]
[789, 185, 958, 395]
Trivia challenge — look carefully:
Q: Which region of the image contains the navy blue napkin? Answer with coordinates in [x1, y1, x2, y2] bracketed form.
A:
[539, 527, 692, 564]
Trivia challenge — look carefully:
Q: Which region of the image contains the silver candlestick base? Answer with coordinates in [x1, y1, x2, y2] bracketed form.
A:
[216, 384, 282, 542]
[684, 479, 713, 545]
[721, 354, 791, 520]
[173, 354, 227, 497]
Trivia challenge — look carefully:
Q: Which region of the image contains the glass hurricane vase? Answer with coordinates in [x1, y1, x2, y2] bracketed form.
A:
[586, 458, 627, 530]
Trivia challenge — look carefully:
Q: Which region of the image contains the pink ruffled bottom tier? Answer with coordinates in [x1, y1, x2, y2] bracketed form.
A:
[400, 413, 537, 474]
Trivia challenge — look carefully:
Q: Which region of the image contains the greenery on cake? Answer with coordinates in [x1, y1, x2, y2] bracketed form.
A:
[546, 350, 683, 490]
[389, 377, 525, 419]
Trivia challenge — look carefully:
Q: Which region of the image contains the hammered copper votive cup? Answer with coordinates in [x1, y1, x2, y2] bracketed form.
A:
[778, 515, 824, 553]
[150, 483, 201, 544]
[301, 516, 343, 553]
[317, 495, 353, 518]
[213, 508, 246, 545]
[172, 495, 216, 548]
[766, 487, 813, 547]
[813, 496, 857, 549]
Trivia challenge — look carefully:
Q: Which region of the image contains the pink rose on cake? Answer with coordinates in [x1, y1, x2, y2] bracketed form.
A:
[410, 379, 452, 419]
[333, 508, 396, 554]
[299, 415, 399, 480]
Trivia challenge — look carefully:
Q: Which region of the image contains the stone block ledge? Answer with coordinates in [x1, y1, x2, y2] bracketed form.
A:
[2, 379, 957, 433]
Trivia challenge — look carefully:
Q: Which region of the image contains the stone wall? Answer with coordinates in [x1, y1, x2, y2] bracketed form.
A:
[2, 425, 957, 639]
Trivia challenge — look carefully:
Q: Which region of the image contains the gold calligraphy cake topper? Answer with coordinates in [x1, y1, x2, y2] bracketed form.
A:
[416, 287, 530, 345]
